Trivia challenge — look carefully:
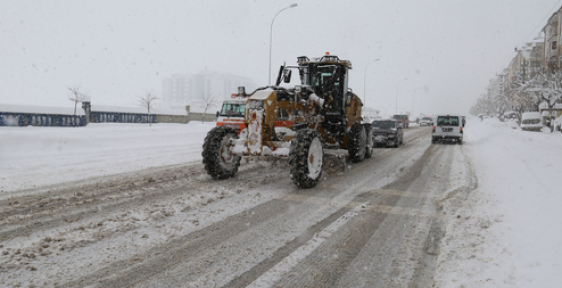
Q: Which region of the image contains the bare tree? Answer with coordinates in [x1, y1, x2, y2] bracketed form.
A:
[201, 90, 217, 123]
[136, 91, 158, 126]
[68, 86, 88, 127]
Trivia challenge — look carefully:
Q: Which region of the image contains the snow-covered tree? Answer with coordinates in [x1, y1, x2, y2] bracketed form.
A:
[520, 72, 562, 131]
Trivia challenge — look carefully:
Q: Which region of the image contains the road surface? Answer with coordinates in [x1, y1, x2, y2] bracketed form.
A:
[0, 125, 475, 288]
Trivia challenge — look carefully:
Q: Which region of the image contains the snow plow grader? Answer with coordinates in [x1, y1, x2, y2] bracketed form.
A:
[202, 53, 373, 188]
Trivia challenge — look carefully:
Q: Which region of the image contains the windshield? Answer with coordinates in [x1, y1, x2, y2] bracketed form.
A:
[436, 116, 459, 126]
[422, 117, 431, 121]
[372, 121, 396, 129]
[392, 115, 407, 119]
[220, 103, 245, 117]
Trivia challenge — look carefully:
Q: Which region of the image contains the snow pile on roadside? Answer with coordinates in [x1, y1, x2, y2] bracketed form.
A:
[434, 118, 562, 287]
[0, 122, 215, 192]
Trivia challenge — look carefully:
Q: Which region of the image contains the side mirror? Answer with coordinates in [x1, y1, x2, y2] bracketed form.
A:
[275, 63, 286, 86]
[283, 68, 292, 83]
[216, 111, 220, 117]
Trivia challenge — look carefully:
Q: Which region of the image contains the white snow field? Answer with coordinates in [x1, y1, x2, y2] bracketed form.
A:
[434, 118, 562, 287]
[1, 118, 561, 287]
[0, 123, 212, 192]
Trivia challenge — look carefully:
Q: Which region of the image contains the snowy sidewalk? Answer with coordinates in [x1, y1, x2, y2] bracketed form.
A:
[435, 118, 562, 287]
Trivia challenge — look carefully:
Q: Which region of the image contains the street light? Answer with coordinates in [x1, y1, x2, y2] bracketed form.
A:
[268, 3, 298, 85]
[411, 86, 424, 118]
[363, 58, 380, 108]
[395, 78, 408, 114]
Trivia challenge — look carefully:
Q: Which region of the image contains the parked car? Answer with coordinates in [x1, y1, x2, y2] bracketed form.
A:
[520, 112, 543, 132]
[391, 114, 409, 128]
[432, 114, 463, 144]
[371, 119, 404, 148]
[419, 116, 433, 126]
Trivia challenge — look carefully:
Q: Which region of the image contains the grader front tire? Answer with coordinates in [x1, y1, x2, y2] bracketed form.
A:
[289, 129, 324, 189]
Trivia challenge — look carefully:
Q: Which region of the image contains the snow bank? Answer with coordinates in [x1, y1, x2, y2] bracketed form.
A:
[435, 118, 562, 287]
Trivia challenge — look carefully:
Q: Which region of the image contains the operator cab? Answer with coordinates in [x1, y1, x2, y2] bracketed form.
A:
[295, 53, 351, 117]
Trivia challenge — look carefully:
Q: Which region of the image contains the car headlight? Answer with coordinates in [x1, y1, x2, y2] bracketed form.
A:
[388, 134, 396, 138]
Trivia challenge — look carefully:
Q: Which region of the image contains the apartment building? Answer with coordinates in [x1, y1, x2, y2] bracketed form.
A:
[162, 71, 256, 109]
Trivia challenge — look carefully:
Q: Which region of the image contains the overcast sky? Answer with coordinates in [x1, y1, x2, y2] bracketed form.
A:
[1, 0, 561, 116]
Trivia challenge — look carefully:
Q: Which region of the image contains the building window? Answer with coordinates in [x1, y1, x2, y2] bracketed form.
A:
[552, 41, 557, 50]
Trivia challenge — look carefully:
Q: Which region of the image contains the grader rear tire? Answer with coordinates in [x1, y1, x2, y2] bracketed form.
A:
[202, 126, 241, 179]
[289, 129, 324, 188]
[348, 123, 366, 163]
[363, 123, 373, 159]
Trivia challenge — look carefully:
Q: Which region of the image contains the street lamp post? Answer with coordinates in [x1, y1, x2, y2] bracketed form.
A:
[363, 59, 380, 108]
[268, 3, 298, 85]
[395, 78, 407, 114]
[411, 86, 423, 118]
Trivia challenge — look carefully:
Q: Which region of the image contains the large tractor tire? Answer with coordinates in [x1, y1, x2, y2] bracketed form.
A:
[348, 123, 366, 163]
[202, 126, 241, 179]
[289, 129, 324, 188]
[363, 123, 373, 158]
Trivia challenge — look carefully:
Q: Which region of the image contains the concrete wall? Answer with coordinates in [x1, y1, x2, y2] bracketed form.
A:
[187, 112, 217, 123]
[155, 114, 190, 124]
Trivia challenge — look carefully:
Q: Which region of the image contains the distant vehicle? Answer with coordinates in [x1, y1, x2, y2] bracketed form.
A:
[520, 112, 543, 132]
[432, 115, 463, 144]
[419, 116, 433, 126]
[216, 96, 246, 134]
[371, 119, 404, 148]
[391, 114, 409, 128]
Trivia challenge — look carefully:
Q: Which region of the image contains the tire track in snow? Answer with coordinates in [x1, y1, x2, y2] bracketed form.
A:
[59, 199, 291, 288]
[222, 142, 437, 287]
[0, 159, 289, 242]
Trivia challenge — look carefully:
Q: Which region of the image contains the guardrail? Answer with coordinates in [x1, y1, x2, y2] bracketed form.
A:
[0, 112, 85, 127]
[0, 102, 195, 127]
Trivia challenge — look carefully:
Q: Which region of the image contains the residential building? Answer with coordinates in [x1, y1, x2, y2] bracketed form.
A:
[507, 39, 545, 88]
[543, 7, 562, 72]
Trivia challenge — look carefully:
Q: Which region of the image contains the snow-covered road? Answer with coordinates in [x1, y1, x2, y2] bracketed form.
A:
[1, 119, 561, 287]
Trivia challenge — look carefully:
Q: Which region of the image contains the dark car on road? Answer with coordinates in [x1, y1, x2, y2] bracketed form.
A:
[371, 119, 404, 148]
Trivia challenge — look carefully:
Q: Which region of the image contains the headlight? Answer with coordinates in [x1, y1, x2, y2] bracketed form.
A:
[388, 134, 396, 138]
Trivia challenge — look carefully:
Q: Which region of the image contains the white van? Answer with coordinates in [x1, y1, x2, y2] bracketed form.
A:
[432, 115, 463, 144]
